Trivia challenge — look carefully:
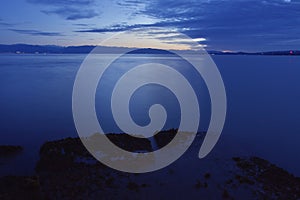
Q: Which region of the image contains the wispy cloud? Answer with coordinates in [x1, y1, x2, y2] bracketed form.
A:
[0, 19, 15, 27]
[108, 0, 300, 50]
[27, 0, 95, 6]
[27, 0, 99, 20]
[9, 29, 63, 36]
[42, 8, 98, 20]
[19, 0, 300, 50]
[116, 0, 145, 7]
[73, 23, 96, 27]
[75, 20, 192, 33]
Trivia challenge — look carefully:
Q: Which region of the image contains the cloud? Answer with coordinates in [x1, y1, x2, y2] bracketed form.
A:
[0, 19, 15, 27]
[64, 0, 300, 50]
[75, 21, 207, 49]
[73, 23, 96, 27]
[42, 8, 98, 20]
[0, 22, 14, 26]
[142, 0, 300, 50]
[103, 0, 300, 51]
[27, 0, 95, 6]
[27, 0, 99, 20]
[9, 29, 63, 36]
[75, 20, 192, 33]
[75, 23, 151, 33]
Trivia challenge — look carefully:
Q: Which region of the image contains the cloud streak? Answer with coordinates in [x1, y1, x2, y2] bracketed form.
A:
[27, 0, 99, 20]
[75, 20, 193, 33]
[9, 29, 63, 36]
[77, 0, 300, 51]
[27, 0, 95, 6]
[42, 8, 98, 20]
[138, 0, 300, 50]
[0, 19, 15, 27]
[16, 0, 300, 50]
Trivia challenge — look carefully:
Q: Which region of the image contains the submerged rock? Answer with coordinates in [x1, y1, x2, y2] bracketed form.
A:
[0, 176, 41, 200]
[233, 156, 300, 199]
[0, 145, 23, 157]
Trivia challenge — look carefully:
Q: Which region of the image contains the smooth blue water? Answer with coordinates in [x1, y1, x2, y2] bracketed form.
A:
[0, 54, 300, 176]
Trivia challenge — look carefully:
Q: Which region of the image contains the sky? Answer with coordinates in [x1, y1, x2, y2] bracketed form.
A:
[0, 0, 300, 51]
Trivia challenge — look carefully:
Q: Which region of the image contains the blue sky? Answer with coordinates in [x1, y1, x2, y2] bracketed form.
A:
[1, 0, 300, 51]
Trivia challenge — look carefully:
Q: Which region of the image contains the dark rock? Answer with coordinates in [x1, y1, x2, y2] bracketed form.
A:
[222, 189, 230, 199]
[141, 183, 149, 187]
[204, 172, 211, 179]
[195, 180, 203, 189]
[0, 176, 42, 200]
[154, 129, 177, 148]
[235, 175, 254, 185]
[106, 133, 152, 152]
[0, 145, 23, 157]
[233, 156, 300, 199]
[127, 182, 139, 192]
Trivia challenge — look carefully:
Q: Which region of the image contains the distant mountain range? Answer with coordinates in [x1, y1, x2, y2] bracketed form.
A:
[0, 44, 116, 54]
[208, 50, 300, 56]
[0, 44, 299, 55]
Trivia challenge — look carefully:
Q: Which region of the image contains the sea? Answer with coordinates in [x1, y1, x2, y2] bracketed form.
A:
[0, 54, 300, 176]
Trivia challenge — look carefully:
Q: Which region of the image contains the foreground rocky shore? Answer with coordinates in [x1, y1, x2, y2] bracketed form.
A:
[0, 132, 300, 199]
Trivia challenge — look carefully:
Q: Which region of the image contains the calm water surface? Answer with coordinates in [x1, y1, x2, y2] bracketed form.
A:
[0, 54, 300, 176]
